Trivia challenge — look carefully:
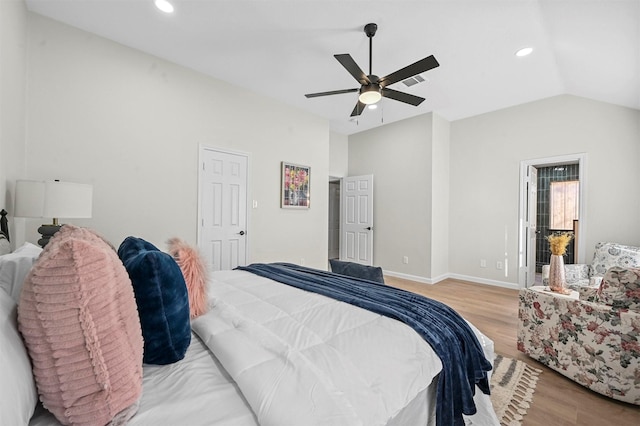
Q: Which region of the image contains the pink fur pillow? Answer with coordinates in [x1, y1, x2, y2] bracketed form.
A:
[167, 238, 209, 318]
[18, 225, 143, 425]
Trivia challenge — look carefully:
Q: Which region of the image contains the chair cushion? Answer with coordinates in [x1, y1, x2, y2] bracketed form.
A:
[18, 225, 143, 425]
[596, 266, 640, 310]
[591, 242, 640, 277]
[329, 259, 385, 284]
[118, 236, 191, 365]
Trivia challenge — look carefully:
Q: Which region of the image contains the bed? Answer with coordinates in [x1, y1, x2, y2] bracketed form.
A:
[1, 227, 499, 426]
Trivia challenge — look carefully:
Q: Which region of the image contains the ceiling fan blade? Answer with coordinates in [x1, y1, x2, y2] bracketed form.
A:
[335, 54, 370, 85]
[379, 55, 439, 87]
[350, 101, 366, 117]
[381, 87, 425, 106]
[305, 88, 359, 98]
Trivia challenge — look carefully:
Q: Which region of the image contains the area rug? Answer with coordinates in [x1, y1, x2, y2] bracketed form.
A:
[490, 354, 542, 426]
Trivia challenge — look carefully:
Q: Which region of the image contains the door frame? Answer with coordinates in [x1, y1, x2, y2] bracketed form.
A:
[517, 152, 587, 288]
[197, 144, 251, 266]
[327, 178, 341, 261]
[524, 165, 538, 287]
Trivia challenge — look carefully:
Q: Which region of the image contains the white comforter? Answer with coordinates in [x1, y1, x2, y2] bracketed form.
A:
[193, 269, 499, 426]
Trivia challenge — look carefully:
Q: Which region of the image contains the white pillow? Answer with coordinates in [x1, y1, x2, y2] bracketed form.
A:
[0, 235, 10, 255]
[0, 242, 42, 302]
[0, 289, 38, 425]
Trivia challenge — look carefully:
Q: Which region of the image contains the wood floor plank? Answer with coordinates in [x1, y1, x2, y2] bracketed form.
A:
[384, 276, 640, 426]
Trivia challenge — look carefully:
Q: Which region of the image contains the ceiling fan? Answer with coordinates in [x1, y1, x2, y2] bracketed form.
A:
[305, 23, 439, 117]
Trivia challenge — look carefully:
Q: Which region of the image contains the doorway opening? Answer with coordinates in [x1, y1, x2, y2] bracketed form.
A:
[328, 179, 341, 262]
[518, 153, 587, 288]
[327, 175, 375, 267]
[535, 164, 580, 274]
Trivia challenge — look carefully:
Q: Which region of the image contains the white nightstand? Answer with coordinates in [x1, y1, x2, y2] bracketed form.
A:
[529, 285, 580, 300]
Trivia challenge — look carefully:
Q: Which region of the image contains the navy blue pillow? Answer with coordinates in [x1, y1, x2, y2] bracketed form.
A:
[118, 236, 191, 365]
[117, 235, 159, 260]
[329, 259, 385, 284]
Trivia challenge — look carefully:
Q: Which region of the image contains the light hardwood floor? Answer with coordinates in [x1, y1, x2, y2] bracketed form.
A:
[384, 275, 640, 426]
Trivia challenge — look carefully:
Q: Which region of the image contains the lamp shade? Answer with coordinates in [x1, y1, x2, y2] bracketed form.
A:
[43, 181, 93, 219]
[14, 180, 46, 218]
[15, 180, 93, 219]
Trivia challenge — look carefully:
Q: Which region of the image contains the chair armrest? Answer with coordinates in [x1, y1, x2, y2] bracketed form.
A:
[541, 263, 590, 285]
[576, 286, 598, 301]
[589, 276, 603, 287]
[564, 264, 590, 283]
[541, 264, 551, 285]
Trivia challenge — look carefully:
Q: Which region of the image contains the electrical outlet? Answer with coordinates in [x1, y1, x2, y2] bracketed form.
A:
[480, 259, 487, 268]
[496, 261, 503, 270]
[403, 256, 409, 264]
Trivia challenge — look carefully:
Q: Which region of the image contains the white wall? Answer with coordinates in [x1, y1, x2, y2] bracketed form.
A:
[449, 95, 640, 285]
[349, 113, 434, 279]
[329, 131, 348, 178]
[0, 0, 28, 247]
[430, 114, 450, 279]
[20, 14, 330, 269]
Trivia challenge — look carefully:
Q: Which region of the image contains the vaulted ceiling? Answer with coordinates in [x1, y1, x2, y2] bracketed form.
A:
[25, 0, 640, 135]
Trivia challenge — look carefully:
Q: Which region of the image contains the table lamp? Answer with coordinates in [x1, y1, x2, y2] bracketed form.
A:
[15, 180, 93, 247]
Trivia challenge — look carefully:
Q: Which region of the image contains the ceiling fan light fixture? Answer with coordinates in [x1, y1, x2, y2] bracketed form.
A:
[515, 47, 533, 57]
[154, 0, 174, 14]
[359, 85, 382, 105]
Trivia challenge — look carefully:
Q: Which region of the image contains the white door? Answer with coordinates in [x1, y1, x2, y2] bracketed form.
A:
[340, 175, 374, 265]
[525, 166, 538, 286]
[198, 148, 248, 271]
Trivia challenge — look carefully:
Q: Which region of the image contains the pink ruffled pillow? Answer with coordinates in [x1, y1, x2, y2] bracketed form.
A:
[18, 225, 143, 425]
[167, 238, 209, 318]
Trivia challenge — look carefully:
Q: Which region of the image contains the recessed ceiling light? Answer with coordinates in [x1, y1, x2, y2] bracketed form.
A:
[515, 47, 533, 57]
[154, 0, 174, 14]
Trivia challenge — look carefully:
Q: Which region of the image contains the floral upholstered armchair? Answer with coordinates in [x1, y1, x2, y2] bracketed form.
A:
[542, 242, 640, 294]
[518, 266, 640, 405]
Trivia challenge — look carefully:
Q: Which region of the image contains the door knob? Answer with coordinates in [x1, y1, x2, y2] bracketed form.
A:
[365, 227, 372, 231]
[238, 231, 245, 236]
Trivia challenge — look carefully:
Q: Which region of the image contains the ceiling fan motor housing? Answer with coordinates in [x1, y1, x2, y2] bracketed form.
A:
[364, 23, 378, 38]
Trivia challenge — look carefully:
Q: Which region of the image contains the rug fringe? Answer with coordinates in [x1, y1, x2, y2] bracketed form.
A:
[500, 363, 542, 426]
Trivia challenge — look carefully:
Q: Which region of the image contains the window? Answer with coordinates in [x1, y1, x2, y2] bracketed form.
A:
[550, 180, 579, 230]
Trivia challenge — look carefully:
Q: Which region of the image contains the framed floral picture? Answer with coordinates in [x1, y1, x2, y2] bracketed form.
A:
[281, 162, 310, 208]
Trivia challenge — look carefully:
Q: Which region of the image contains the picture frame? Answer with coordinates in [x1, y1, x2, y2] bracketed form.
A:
[281, 162, 310, 209]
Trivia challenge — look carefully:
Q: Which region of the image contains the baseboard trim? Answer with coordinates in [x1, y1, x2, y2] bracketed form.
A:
[384, 270, 520, 290]
[383, 270, 438, 285]
[447, 273, 520, 290]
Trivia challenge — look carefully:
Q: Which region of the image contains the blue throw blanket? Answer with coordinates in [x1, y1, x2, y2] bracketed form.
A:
[237, 263, 492, 426]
